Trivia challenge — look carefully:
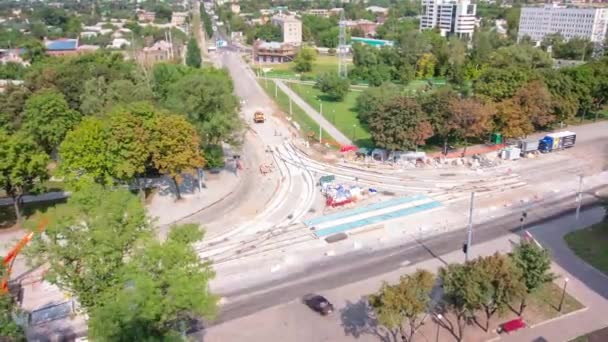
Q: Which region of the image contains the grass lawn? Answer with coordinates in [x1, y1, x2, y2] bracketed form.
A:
[564, 220, 608, 275]
[255, 55, 352, 80]
[258, 79, 336, 145]
[570, 327, 608, 342]
[0, 198, 66, 229]
[287, 82, 373, 148]
[525, 281, 584, 323]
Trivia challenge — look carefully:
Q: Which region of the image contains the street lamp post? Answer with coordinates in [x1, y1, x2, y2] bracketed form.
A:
[435, 314, 443, 342]
[559, 277, 569, 312]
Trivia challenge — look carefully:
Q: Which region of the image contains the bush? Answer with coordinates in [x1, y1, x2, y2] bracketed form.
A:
[327, 48, 336, 56]
[203, 145, 225, 169]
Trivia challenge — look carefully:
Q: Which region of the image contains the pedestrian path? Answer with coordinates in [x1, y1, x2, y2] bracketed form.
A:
[304, 195, 441, 237]
[274, 80, 352, 146]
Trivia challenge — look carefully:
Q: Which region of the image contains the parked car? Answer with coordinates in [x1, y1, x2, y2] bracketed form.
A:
[303, 294, 334, 315]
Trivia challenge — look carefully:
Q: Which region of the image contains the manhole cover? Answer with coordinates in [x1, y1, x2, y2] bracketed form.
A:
[439, 173, 456, 177]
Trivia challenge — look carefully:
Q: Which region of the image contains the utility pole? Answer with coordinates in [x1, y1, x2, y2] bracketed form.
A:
[464, 192, 475, 262]
[289, 97, 292, 116]
[319, 125, 322, 144]
[575, 175, 583, 220]
[338, 10, 347, 78]
[275, 82, 278, 98]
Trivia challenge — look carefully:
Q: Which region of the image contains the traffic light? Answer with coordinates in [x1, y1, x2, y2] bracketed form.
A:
[462, 243, 468, 254]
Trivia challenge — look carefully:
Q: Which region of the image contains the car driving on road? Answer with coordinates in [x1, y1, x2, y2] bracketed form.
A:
[303, 294, 334, 316]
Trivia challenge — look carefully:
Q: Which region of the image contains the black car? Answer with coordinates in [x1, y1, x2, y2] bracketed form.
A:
[303, 294, 334, 316]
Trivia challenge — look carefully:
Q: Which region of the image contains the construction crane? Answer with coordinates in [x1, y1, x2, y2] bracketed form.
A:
[1, 217, 48, 295]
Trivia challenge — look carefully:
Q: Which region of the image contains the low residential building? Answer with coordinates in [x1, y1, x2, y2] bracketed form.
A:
[110, 38, 131, 49]
[253, 40, 296, 63]
[44, 38, 78, 56]
[135, 40, 180, 68]
[137, 10, 156, 22]
[171, 12, 188, 26]
[307, 9, 329, 17]
[518, 4, 608, 43]
[0, 80, 24, 92]
[420, 0, 476, 38]
[44, 38, 99, 56]
[345, 19, 378, 37]
[80, 31, 99, 38]
[271, 15, 302, 44]
[0, 49, 27, 66]
[366, 6, 389, 16]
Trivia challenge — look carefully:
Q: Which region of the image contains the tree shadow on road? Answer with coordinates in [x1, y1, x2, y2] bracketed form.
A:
[340, 297, 395, 342]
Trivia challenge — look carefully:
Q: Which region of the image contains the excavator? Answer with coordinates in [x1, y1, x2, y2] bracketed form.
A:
[1, 217, 48, 295]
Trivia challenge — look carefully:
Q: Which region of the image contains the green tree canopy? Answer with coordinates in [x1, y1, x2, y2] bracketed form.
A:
[25, 183, 153, 310]
[368, 96, 433, 151]
[150, 115, 206, 200]
[163, 69, 241, 144]
[88, 224, 218, 340]
[356, 82, 401, 124]
[470, 253, 526, 332]
[186, 37, 202, 68]
[59, 117, 114, 186]
[0, 286, 25, 341]
[0, 130, 49, 222]
[293, 46, 317, 73]
[511, 241, 554, 314]
[369, 270, 435, 342]
[23, 89, 81, 154]
[315, 72, 351, 101]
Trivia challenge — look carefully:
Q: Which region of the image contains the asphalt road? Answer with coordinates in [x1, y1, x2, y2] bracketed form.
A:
[213, 190, 607, 326]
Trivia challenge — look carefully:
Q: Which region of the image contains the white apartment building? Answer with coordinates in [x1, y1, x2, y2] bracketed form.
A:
[518, 4, 608, 43]
[271, 15, 302, 44]
[420, 0, 476, 38]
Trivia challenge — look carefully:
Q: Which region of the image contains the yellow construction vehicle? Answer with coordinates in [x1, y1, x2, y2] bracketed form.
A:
[253, 111, 265, 123]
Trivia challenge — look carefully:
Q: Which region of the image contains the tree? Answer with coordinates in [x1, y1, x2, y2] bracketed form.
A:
[448, 97, 494, 156]
[511, 80, 555, 130]
[0, 131, 49, 223]
[25, 183, 153, 310]
[494, 99, 531, 139]
[23, 89, 81, 155]
[416, 53, 437, 79]
[59, 117, 115, 186]
[0, 286, 25, 341]
[150, 115, 205, 200]
[439, 263, 480, 342]
[356, 83, 400, 124]
[293, 46, 317, 73]
[186, 37, 202, 68]
[80, 77, 155, 116]
[510, 241, 554, 315]
[163, 69, 241, 145]
[88, 224, 218, 340]
[21, 39, 46, 63]
[420, 88, 459, 154]
[470, 253, 526, 332]
[473, 67, 529, 102]
[315, 72, 350, 101]
[369, 270, 435, 342]
[368, 96, 433, 151]
[105, 104, 154, 192]
[0, 86, 31, 132]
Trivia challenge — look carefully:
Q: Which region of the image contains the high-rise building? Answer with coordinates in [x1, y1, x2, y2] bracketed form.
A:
[271, 15, 302, 45]
[420, 0, 476, 38]
[518, 4, 608, 43]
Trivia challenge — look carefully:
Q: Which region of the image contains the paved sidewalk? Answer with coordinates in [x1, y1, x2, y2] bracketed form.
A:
[275, 79, 353, 146]
[205, 207, 608, 342]
[148, 170, 241, 226]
